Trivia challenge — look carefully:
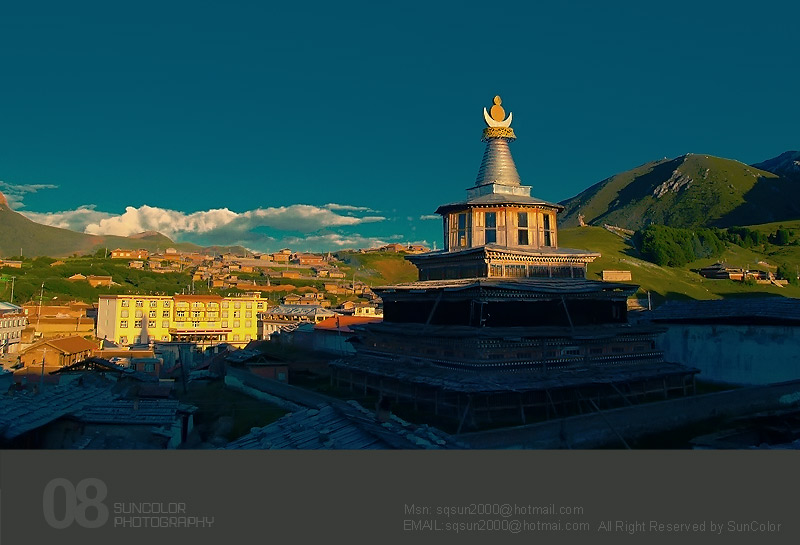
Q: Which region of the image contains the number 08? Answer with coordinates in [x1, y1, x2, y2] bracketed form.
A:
[42, 478, 109, 529]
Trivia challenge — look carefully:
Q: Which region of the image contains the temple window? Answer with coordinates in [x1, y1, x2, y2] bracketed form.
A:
[485, 212, 497, 244]
[518, 212, 529, 245]
[457, 213, 469, 246]
[543, 214, 553, 246]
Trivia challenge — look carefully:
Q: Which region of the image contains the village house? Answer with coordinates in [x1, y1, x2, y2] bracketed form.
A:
[22, 302, 95, 341]
[110, 248, 149, 260]
[270, 249, 292, 263]
[0, 260, 22, 269]
[258, 304, 337, 339]
[293, 253, 325, 266]
[0, 302, 27, 357]
[87, 275, 113, 288]
[15, 335, 98, 384]
[380, 243, 407, 253]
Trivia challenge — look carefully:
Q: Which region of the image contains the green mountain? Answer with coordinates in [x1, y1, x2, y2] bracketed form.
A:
[559, 225, 800, 302]
[559, 153, 800, 230]
[0, 191, 247, 257]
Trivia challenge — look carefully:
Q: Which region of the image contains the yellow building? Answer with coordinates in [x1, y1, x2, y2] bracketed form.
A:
[97, 293, 265, 348]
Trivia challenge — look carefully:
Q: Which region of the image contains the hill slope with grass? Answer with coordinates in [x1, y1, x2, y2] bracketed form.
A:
[559, 154, 800, 230]
[559, 226, 800, 303]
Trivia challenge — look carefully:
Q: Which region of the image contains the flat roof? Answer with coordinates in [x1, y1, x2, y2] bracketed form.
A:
[648, 297, 800, 324]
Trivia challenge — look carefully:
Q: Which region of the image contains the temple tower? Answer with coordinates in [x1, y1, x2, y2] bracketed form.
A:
[408, 96, 598, 280]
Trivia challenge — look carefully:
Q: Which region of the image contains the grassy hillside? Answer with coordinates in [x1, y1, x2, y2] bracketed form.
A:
[559, 154, 800, 230]
[334, 251, 419, 285]
[559, 226, 800, 303]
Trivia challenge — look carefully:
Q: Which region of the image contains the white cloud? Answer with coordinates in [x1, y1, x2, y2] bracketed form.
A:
[17, 202, 388, 252]
[323, 203, 377, 213]
[279, 233, 391, 251]
[420, 214, 440, 220]
[40, 203, 386, 239]
[20, 205, 115, 231]
[0, 181, 58, 208]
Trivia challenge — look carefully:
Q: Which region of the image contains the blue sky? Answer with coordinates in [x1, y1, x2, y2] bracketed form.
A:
[1, 1, 797, 252]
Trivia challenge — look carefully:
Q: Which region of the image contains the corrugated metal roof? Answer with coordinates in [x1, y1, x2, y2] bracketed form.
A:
[224, 401, 462, 450]
[331, 356, 695, 395]
[0, 385, 115, 440]
[75, 399, 182, 425]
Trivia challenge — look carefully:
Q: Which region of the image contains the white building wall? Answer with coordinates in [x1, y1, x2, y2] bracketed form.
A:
[657, 324, 800, 385]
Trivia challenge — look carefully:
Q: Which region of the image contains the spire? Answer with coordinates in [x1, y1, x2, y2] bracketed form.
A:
[475, 96, 521, 187]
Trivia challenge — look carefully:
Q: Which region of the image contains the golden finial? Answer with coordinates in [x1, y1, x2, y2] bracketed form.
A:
[490, 96, 505, 122]
[483, 95, 513, 129]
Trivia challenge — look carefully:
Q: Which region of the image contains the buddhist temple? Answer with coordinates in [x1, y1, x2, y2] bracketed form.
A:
[330, 97, 698, 431]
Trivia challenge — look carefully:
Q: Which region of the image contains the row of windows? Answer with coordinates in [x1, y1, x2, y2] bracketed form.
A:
[1, 331, 21, 340]
[0, 319, 26, 328]
[117, 334, 252, 344]
[452, 211, 554, 247]
[121, 299, 172, 308]
[120, 299, 261, 309]
[120, 320, 171, 329]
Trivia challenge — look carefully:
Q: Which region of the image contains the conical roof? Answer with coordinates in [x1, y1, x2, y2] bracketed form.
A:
[475, 138, 521, 187]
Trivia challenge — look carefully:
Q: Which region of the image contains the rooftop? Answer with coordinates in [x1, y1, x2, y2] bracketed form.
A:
[648, 297, 800, 325]
[23, 335, 98, 355]
[224, 400, 462, 450]
[375, 277, 637, 298]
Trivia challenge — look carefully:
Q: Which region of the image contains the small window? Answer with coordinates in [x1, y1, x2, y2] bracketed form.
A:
[135, 310, 143, 318]
[163, 301, 170, 308]
[457, 213, 468, 246]
[543, 214, 552, 247]
[120, 310, 129, 318]
[145, 363, 155, 372]
[148, 320, 155, 328]
[120, 336, 128, 344]
[121, 300, 130, 307]
[149, 300, 158, 308]
[135, 300, 143, 307]
[485, 212, 497, 244]
[120, 320, 128, 328]
[162, 311, 170, 318]
[162, 320, 169, 328]
[518, 212, 529, 245]
[149, 310, 157, 318]
[134, 320, 143, 328]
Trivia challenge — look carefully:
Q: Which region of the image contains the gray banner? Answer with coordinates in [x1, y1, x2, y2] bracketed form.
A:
[0, 450, 797, 544]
